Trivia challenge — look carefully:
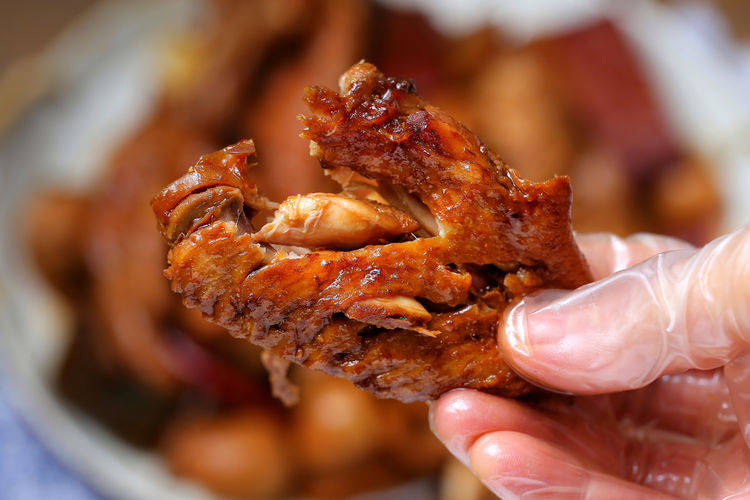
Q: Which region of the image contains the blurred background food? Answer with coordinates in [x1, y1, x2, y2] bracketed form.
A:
[1, 0, 749, 499]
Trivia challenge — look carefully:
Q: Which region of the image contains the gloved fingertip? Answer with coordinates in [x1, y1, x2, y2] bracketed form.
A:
[468, 431, 589, 498]
[429, 389, 476, 465]
[502, 289, 570, 349]
[469, 431, 674, 499]
[499, 281, 655, 394]
[499, 290, 577, 391]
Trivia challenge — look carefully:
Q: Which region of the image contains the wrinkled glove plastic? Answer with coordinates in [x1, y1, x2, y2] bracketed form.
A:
[431, 225, 750, 499]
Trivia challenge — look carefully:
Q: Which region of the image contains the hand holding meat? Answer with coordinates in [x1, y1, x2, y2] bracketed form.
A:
[432, 226, 750, 499]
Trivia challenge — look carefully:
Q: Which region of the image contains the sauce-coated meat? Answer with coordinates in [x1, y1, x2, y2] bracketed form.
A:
[152, 62, 592, 402]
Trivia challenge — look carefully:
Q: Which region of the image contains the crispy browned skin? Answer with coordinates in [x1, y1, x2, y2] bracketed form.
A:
[152, 62, 592, 402]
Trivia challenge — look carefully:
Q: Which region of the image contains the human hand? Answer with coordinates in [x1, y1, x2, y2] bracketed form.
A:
[431, 225, 750, 499]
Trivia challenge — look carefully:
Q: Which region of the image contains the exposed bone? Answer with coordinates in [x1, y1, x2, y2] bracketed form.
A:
[315, 147, 430, 234]
[252, 193, 419, 249]
[321, 162, 377, 188]
[345, 296, 433, 332]
[377, 182, 440, 237]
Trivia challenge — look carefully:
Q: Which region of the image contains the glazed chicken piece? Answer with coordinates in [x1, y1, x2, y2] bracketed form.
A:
[152, 62, 592, 402]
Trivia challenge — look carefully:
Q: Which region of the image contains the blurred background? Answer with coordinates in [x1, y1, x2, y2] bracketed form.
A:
[0, 0, 749, 499]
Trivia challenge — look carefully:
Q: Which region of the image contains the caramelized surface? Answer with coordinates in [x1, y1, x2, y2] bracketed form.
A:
[152, 63, 592, 402]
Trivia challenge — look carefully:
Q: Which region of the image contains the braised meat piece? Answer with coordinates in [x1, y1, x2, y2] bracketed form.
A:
[152, 62, 592, 402]
[253, 193, 420, 249]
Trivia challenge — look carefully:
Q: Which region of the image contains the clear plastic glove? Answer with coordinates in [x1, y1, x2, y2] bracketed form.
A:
[431, 225, 750, 499]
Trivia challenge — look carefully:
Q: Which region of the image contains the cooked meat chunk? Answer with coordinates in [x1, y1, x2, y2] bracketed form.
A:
[161, 410, 291, 498]
[152, 62, 592, 402]
[345, 296, 433, 332]
[253, 193, 419, 249]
